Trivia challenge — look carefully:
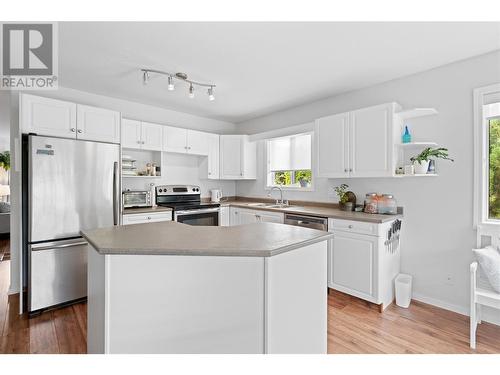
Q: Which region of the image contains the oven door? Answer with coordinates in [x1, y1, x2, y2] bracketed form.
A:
[175, 208, 220, 226]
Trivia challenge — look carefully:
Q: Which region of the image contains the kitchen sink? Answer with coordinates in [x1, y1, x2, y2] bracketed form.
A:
[245, 202, 301, 209]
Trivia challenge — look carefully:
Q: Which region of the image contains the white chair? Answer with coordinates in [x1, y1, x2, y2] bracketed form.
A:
[470, 226, 500, 349]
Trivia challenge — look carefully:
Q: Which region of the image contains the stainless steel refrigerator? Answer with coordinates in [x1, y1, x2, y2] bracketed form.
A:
[23, 135, 119, 313]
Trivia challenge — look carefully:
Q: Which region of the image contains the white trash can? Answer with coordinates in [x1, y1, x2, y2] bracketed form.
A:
[395, 273, 412, 308]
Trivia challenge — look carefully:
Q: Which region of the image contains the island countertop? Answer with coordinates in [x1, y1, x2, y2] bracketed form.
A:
[81, 221, 333, 257]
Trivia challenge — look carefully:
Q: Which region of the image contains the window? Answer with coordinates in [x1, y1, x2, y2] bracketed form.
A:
[474, 83, 500, 227]
[266, 133, 313, 189]
[488, 117, 500, 219]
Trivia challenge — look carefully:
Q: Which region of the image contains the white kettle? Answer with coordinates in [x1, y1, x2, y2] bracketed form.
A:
[211, 189, 222, 203]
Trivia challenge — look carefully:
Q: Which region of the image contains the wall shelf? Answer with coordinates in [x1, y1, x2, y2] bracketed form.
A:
[397, 142, 438, 149]
[394, 173, 439, 178]
[395, 108, 438, 120]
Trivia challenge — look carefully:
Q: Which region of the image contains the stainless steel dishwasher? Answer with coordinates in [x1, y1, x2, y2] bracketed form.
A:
[284, 213, 328, 231]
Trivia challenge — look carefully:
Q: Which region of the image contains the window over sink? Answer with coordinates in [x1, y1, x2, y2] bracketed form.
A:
[266, 132, 313, 189]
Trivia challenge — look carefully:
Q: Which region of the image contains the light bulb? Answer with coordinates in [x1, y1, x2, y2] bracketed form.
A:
[188, 84, 195, 99]
[208, 87, 215, 101]
[167, 76, 175, 91]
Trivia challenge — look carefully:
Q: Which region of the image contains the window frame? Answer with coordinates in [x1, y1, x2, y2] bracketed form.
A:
[265, 131, 315, 191]
[473, 83, 500, 229]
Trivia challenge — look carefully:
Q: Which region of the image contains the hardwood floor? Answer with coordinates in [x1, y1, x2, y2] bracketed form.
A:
[0, 250, 499, 354]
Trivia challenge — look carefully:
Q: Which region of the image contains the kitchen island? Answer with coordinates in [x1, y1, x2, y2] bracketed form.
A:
[81, 221, 332, 354]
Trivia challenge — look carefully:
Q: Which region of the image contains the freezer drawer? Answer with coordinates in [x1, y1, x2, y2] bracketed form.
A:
[30, 239, 88, 312]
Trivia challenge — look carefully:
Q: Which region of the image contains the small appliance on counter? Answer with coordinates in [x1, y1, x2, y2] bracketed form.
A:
[122, 190, 152, 208]
[210, 189, 222, 203]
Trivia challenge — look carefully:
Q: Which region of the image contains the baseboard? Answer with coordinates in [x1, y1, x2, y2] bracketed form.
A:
[8, 285, 19, 296]
[412, 292, 499, 326]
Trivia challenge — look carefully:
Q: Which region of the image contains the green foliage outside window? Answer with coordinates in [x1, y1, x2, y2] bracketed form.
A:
[272, 170, 312, 187]
[489, 118, 500, 219]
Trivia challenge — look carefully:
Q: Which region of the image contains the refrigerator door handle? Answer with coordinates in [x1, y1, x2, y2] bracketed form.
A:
[31, 241, 88, 251]
[113, 161, 119, 225]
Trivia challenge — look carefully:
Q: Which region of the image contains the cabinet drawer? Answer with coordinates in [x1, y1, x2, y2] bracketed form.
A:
[122, 212, 172, 225]
[328, 219, 377, 236]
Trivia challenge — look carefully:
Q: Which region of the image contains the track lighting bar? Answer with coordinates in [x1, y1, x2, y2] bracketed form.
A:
[141, 68, 216, 101]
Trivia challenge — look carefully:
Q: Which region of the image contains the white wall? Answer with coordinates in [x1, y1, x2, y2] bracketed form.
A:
[122, 152, 235, 198]
[8, 87, 237, 295]
[235, 50, 500, 323]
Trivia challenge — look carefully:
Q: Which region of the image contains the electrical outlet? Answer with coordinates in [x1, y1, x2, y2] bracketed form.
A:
[445, 274, 454, 286]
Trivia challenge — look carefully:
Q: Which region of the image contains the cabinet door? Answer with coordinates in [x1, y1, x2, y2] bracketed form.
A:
[237, 209, 259, 225]
[163, 126, 188, 153]
[121, 119, 142, 149]
[331, 231, 377, 300]
[219, 206, 230, 226]
[257, 211, 284, 224]
[141, 122, 163, 151]
[220, 135, 243, 179]
[187, 130, 210, 156]
[241, 137, 257, 179]
[349, 103, 393, 177]
[207, 133, 220, 179]
[315, 113, 349, 178]
[21, 94, 77, 138]
[76, 105, 120, 143]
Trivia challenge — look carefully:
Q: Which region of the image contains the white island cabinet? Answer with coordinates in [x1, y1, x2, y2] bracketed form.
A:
[83, 221, 330, 354]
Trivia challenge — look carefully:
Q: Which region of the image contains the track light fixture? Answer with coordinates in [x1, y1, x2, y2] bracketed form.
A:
[208, 86, 215, 101]
[141, 68, 216, 101]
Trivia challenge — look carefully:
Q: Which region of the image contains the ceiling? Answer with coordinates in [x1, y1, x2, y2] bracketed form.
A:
[58, 22, 500, 123]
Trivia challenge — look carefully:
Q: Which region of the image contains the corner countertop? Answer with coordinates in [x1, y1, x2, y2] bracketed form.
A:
[81, 221, 332, 257]
[122, 206, 173, 215]
[220, 199, 402, 223]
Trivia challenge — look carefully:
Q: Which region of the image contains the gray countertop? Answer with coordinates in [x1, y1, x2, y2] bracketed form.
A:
[222, 200, 402, 223]
[81, 221, 333, 257]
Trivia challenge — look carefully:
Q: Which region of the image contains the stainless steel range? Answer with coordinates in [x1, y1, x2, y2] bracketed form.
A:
[156, 185, 220, 226]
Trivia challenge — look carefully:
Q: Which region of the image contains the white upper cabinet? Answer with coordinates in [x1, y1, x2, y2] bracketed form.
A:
[141, 122, 163, 151]
[77, 104, 121, 143]
[220, 135, 256, 180]
[315, 112, 349, 178]
[315, 103, 398, 178]
[21, 94, 77, 138]
[187, 130, 210, 156]
[121, 119, 142, 149]
[199, 133, 220, 180]
[162, 126, 188, 153]
[349, 103, 394, 177]
[121, 119, 162, 151]
[21, 94, 120, 143]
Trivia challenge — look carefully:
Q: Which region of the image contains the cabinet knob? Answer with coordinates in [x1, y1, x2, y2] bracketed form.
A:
[147, 216, 151, 220]
[77, 129, 82, 133]
[208, 172, 211, 175]
[344, 168, 347, 172]
[137, 140, 141, 144]
[349, 168, 353, 172]
[70, 128, 76, 132]
[348, 225, 353, 229]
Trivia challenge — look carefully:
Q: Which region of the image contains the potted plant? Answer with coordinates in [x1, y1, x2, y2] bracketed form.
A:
[410, 147, 453, 175]
[0, 151, 10, 171]
[334, 183, 354, 211]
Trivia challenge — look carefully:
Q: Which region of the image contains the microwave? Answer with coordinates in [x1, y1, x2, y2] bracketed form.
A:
[122, 190, 152, 208]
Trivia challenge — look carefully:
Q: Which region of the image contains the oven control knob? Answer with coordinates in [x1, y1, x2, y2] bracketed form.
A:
[192, 188, 196, 191]
[159, 189, 162, 193]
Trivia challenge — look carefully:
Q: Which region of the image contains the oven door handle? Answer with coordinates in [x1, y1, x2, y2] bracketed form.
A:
[175, 208, 220, 215]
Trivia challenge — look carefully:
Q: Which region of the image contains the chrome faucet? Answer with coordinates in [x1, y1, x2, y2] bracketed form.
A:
[268, 186, 287, 206]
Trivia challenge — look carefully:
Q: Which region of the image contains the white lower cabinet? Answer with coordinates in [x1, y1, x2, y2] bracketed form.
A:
[328, 218, 401, 311]
[230, 207, 284, 226]
[219, 206, 230, 226]
[122, 211, 172, 225]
